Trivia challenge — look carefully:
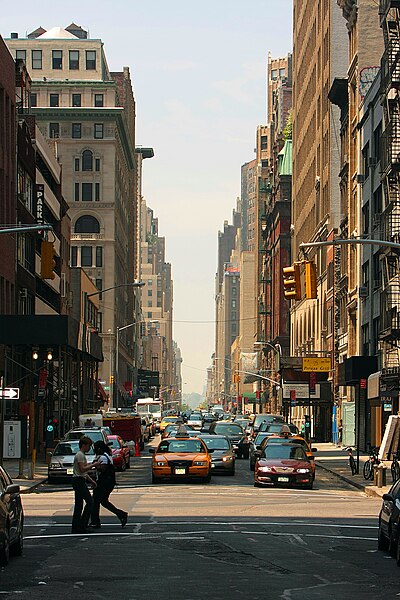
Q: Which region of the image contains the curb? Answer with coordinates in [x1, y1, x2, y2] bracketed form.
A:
[316, 462, 384, 498]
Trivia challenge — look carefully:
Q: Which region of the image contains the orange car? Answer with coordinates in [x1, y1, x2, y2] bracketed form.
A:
[150, 435, 212, 483]
[261, 435, 317, 479]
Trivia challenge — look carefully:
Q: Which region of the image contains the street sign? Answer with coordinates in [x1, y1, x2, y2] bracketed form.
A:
[0, 388, 19, 399]
[302, 357, 331, 372]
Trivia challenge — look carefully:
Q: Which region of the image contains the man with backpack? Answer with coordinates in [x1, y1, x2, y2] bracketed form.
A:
[90, 440, 128, 529]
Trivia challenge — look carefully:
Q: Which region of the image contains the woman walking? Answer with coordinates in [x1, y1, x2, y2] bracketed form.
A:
[90, 440, 128, 528]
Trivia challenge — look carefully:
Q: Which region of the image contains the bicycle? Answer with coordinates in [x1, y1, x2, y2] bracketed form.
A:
[363, 446, 380, 480]
[346, 446, 358, 475]
[391, 451, 400, 483]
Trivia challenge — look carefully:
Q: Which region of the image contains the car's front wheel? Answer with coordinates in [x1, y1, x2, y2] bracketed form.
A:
[378, 522, 389, 551]
[0, 525, 10, 567]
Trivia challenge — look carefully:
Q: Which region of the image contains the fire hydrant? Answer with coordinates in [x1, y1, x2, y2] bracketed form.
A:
[374, 464, 387, 488]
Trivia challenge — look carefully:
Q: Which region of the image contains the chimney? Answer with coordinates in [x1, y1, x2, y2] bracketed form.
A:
[10, 32, 18, 39]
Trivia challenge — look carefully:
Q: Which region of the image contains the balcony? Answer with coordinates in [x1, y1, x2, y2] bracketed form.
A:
[381, 40, 400, 93]
[381, 117, 400, 174]
[380, 280, 400, 340]
[380, 0, 400, 25]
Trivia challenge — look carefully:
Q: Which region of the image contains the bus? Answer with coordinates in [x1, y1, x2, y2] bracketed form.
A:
[135, 398, 163, 429]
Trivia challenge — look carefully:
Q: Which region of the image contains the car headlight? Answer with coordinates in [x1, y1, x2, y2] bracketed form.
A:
[156, 461, 167, 466]
[297, 468, 310, 473]
[50, 462, 62, 468]
[222, 457, 231, 462]
[258, 466, 273, 473]
[193, 461, 207, 466]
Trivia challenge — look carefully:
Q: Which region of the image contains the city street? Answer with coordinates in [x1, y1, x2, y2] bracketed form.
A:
[1, 445, 400, 599]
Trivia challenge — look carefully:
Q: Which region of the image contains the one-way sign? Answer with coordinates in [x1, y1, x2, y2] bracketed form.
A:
[0, 388, 20, 399]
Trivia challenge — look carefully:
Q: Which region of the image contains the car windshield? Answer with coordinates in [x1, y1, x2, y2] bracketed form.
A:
[65, 430, 104, 443]
[107, 438, 121, 449]
[158, 440, 206, 453]
[262, 445, 307, 460]
[54, 442, 95, 456]
[254, 433, 269, 445]
[189, 415, 202, 421]
[163, 417, 178, 424]
[263, 423, 286, 433]
[202, 437, 230, 451]
[267, 437, 308, 451]
[214, 424, 243, 436]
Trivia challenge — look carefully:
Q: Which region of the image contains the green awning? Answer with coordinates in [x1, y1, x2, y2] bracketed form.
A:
[243, 392, 256, 400]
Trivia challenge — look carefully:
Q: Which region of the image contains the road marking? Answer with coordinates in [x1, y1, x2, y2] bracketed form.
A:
[24, 520, 378, 529]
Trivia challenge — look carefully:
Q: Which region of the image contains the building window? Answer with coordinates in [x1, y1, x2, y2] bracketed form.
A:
[72, 123, 81, 139]
[362, 323, 370, 356]
[81, 246, 92, 267]
[16, 49, 26, 62]
[17, 234, 34, 272]
[95, 158, 100, 171]
[232, 287, 237, 296]
[32, 50, 42, 69]
[49, 123, 59, 138]
[148, 290, 153, 296]
[95, 279, 103, 300]
[94, 123, 103, 139]
[94, 94, 104, 107]
[72, 93, 81, 107]
[279, 67, 285, 77]
[86, 50, 96, 70]
[75, 215, 100, 233]
[271, 69, 278, 80]
[49, 93, 59, 107]
[374, 124, 381, 162]
[30, 93, 37, 107]
[95, 182, 100, 201]
[74, 158, 80, 171]
[96, 311, 103, 332]
[17, 165, 34, 213]
[74, 182, 80, 201]
[95, 247, 103, 267]
[69, 50, 79, 70]
[362, 143, 369, 180]
[232, 299, 236, 308]
[82, 150, 93, 171]
[261, 135, 268, 150]
[82, 183, 93, 201]
[71, 246, 78, 267]
[52, 50, 63, 70]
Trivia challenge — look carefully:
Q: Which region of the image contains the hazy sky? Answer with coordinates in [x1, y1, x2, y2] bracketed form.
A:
[2, 0, 293, 394]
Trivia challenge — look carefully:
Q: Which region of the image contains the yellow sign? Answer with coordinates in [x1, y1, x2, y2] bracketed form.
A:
[302, 357, 331, 372]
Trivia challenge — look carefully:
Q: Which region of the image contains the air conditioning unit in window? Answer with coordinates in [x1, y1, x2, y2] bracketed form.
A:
[358, 286, 368, 298]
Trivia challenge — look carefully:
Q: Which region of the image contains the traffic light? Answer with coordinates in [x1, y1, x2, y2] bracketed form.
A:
[282, 262, 301, 300]
[41, 241, 56, 280]
[305, 260, 317, 299]
[110, 375, 115, 385]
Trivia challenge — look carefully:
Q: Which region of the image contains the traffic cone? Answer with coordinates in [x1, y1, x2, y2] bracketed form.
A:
[135, 440, 141, 456]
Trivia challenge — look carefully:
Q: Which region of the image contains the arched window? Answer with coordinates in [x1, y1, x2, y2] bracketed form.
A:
[75, 215, 100, 233]
[82, 149, 93, 171]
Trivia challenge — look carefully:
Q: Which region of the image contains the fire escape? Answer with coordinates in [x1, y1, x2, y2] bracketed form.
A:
[380, 0, 400, 375]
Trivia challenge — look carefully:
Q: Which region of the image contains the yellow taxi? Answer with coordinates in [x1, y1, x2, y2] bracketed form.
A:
[159, 415, 180, 433]
[150, 433, 212, 483]
[262, 434, 317, 479]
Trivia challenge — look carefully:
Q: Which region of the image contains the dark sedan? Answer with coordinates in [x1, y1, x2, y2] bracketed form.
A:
[199, 434, 235, 475]
[378, 478, 400, 563]
[0, 465, 24, 566]
[208, 421, 250, 459]
[254, 443, 313, 489]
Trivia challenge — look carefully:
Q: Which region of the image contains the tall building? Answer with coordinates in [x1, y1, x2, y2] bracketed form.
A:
[290, 1, 348, 437]
[6, 25, 139, 406]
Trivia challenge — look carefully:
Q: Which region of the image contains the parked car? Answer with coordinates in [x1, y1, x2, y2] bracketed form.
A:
[63, 426, 109, 446]
[0, 465, 24, 566]
[199, 434, 235, 475]
[149, 435, 211, 483]
[254, 442, 313, 489]
[48, 439, 97, 483]
[208, 421, 249, 459]
[107, 435, 131, 470]
[378, 479, 400, 562]
[249, 432, 272, 471]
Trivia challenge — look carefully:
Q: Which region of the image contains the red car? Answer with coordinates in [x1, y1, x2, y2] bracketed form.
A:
[254, 442, 313, 489]
[107, 435, 130, 471]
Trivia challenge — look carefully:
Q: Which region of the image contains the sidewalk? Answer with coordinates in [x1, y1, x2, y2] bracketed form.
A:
[2, 458, 48, 493]
[314, 442, 392, 498]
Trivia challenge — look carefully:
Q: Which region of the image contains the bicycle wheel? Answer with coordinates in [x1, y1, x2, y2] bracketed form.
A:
[363, 460, 372, 480]
[349, 455, 357, 475]
[392, 462, 400, 483]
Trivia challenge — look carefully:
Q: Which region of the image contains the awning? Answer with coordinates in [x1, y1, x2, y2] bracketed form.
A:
[242, 392, 257, 400]
[368, 371, 381, 400]
[97, 381, 108, 402]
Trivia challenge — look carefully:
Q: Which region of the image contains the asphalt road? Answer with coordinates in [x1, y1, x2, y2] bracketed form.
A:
[1, 441, 399, 599]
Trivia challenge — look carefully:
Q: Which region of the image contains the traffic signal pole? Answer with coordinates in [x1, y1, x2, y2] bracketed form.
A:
[299, 237, 400, 252]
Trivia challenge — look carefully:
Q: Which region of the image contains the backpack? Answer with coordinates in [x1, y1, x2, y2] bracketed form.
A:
[98, 453, 116, 487]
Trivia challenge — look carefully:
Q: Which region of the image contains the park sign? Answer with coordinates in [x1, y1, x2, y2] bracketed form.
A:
[302, 357, 331, 372]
